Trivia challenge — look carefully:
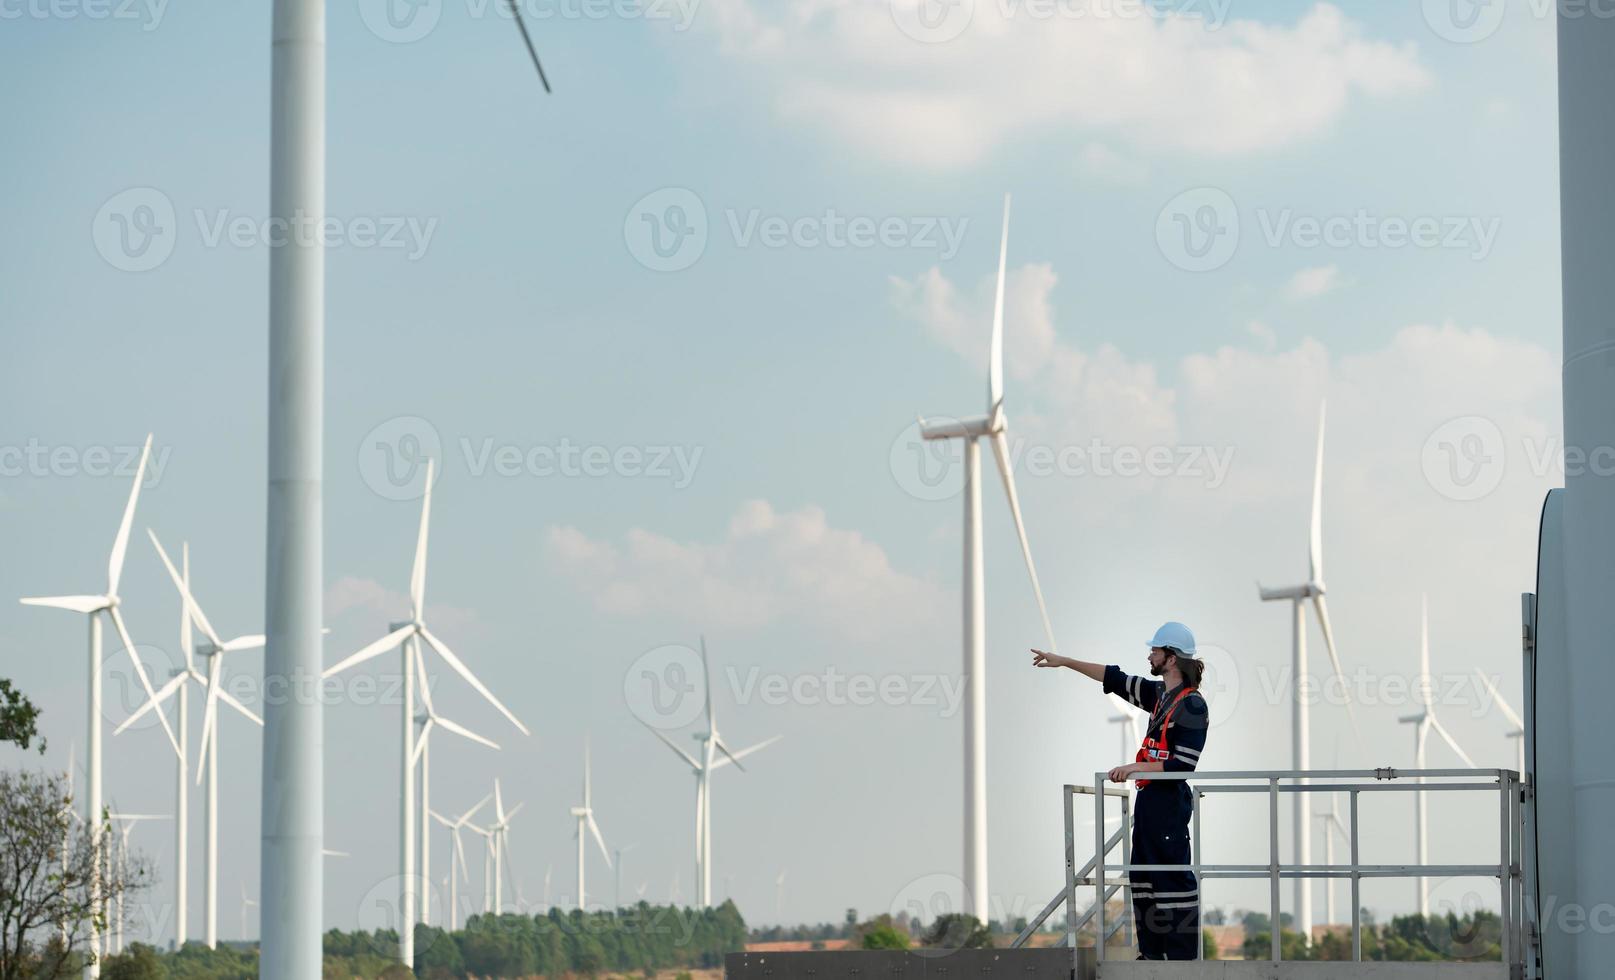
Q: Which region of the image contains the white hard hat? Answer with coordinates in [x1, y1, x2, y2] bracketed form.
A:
[1146, 621, 1197, 657]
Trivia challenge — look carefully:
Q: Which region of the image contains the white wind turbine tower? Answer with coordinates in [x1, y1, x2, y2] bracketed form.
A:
[19, 433, 176, 979]
[775, 870, 785, 921]
[123, 530, 266, 949]
[1398, 595, 1475, 918]
[1473, 669, 1527, 775]
[912, 196, 1088, 921]
[411, 651, 499, 927]
[430, 794, 490, 930]
[1314, 794, 1350, 926]
[323, 460, 528, 964]
[105, 812, 169, 954]
[1108, 713, 1138, 761]
[614, 843, 637, 910]
[543, 864, 553, 911]
[571, 742, 611, 909]
[466, 821, 495, 914]
[640, 638, 780, 908]
[240, 881, 258, 941]
[1257, 400, 1360, 944]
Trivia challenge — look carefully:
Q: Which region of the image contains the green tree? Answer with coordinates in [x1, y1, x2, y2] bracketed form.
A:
[921, 913, 992, 950]
[860, 925, 909, 950]
[0, 681, 43, 754]
[0, 770, 152, 980]
[1202, 929, 1219, 960]
[101, 943, 162, 980]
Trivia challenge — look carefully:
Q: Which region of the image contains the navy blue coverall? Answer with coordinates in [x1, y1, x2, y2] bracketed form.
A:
[1103, 665, 1210, 961]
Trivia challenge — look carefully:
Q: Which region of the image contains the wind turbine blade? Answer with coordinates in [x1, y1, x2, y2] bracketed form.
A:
[1428, 715, 1477, 767]
[113, 671, 187, 736]
[699, 636, 715, 731]
[107, 434, 152, 596]
[419, 626, 529, 735]
[714, 734, 781, 768]
[1309, 401, 1326, 584]
[506, 0, 552, 94]
[990, 430, 1058, 653]
[640, 719, 700, 769]
[455, 831, 470, 884]
[504, 801, 525, 823]
[19, 595, 107, 613]
[411, 459, 434, 617]
[695, 777, 706, 864]
[412, 720, 433, 768]
[222, 635, 266, 652]
[459, 793, 493, 824]
[584, 739, 592, 806]
[180, 543, 193, 671]
[109, 605, 180, 757]
[414, 644, 435, 716]
[712, 735, 746, 772]
[1312, 593, 1362, 745]
[147, 529, 223, 649]
[987, 193, 1010, 426]
[323, 624, 412, 678]
[435, 715, 500, 752]
[589, 814, 611, 866]
[213, 684, 263, 727]
[1474, 669, 1525, 729]
[1420, 594, 1432, 707]
[196, 654, 223, 783]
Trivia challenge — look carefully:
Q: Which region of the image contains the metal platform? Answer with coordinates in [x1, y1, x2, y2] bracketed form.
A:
[725, 950, 1507, 980]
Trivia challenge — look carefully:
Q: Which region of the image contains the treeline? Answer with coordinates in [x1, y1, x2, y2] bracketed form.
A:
[1243, 910, 1505, 962]
[409, 902, 747, 978]
[94, 901, 748, 979]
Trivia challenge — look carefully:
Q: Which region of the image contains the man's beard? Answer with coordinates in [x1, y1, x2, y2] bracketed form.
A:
[1149, 658, 1164, 677]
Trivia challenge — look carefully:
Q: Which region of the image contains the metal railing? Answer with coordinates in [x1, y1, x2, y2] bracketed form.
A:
[1010, 768, 1527, 973]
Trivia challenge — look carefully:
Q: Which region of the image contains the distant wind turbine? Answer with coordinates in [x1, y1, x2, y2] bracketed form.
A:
[639, 638, 779, 907]
[125, 530, 266, 949]
[571, 742, 611, 908]
[323, 460, 528, 964]
[488, 779, 525, 913]
[106, 812, 169, 954]
[1398, 595, 1476, 917]
[432, 794, 490, 931]
[1257, 400, 1360, 941]
[19, 434, 171, 978]
[1473, 669, 1527, 774]
[614, 843, 637, 910]
[911, 197, 1080, 921]
[1314, 794, 1349, 926]
[411, 650, 499, 926]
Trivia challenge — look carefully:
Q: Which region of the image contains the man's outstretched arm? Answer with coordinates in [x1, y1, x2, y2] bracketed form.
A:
[1030, 650, 1105, 683]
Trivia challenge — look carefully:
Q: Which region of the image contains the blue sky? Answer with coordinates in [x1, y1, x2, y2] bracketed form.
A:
[1, 0, 1567, 944]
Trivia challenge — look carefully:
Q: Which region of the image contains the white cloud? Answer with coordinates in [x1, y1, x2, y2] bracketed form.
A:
[684, 2, 1430, 169]
[325, 575, 480, 636]
[1284, 264, 1343, 300]
[891, 258, 1559, 528]
[545, 500, 948, 642]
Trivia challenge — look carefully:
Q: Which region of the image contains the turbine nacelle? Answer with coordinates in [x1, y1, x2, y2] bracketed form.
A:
[917, 413, 1000, 442]
[1257, 580, 1325, 602]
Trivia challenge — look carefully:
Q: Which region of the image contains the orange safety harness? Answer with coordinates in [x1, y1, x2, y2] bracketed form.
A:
[1134, 685, 1197, 789]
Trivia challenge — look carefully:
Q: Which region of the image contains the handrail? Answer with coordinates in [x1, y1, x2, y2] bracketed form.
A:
[1027, 769, 1528, 970]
